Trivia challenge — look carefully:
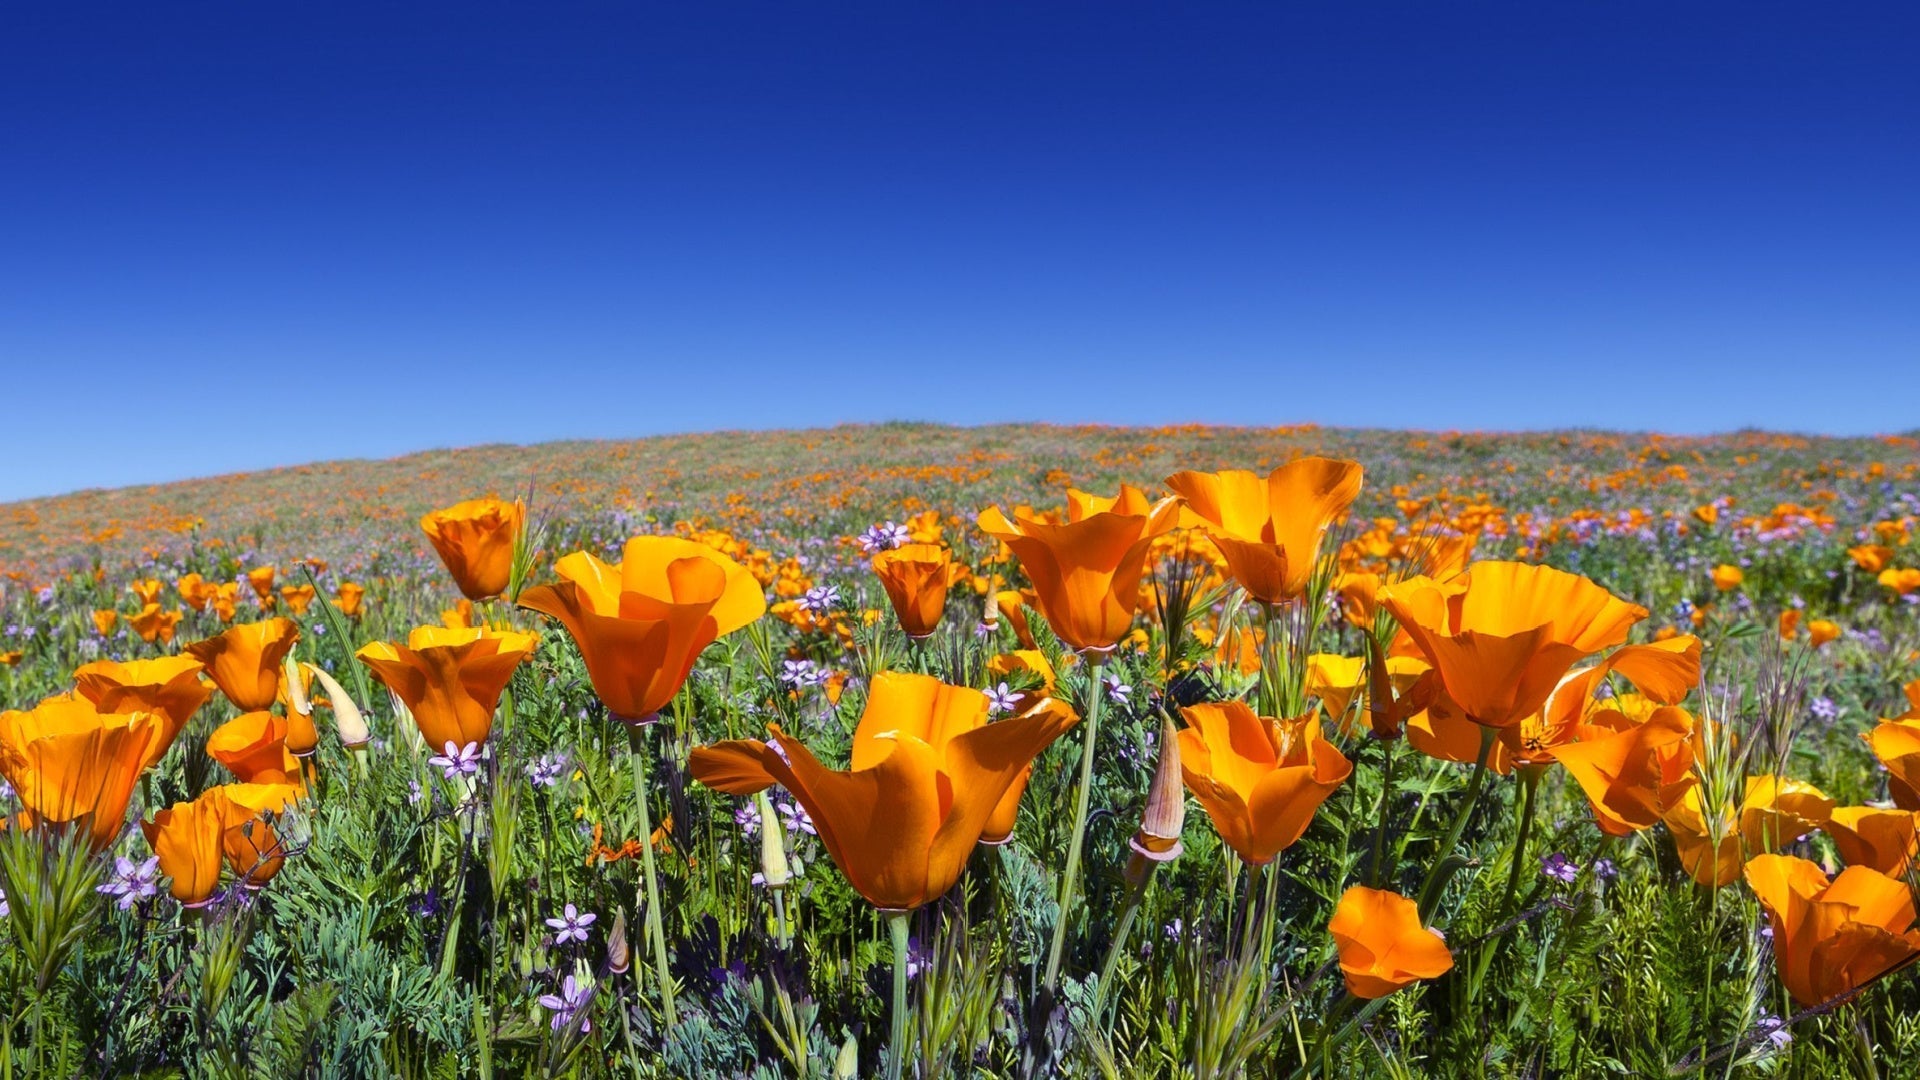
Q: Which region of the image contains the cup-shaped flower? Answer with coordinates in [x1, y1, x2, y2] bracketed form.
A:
[72, 655, 212, 766]
[422, 497, 525, 601]
[518, 536, 765, 723]
[688, 672, 1078, 910]
[1378, 562, 1646, 730]
[223, 814, 286, 888]
[1164, 458, 1364, 604]
[981, 697, 1078, 845]
[1177, 700, 1352, 865]
[1329, 886, 1454, 998]
[128, 604, 182, 644]
[1663, 787, 1742, 888]
[142, 791, 231, 906]
[186, 618, 301, 711]
[177, 573, 215, 612]
[335, 582, 366, 618]
[1827, 808, 1920, 877]
[1740, 775, 1834, 853]
[976, 486, 1179, 653]
[1548, 705, 1696, 835]
[357, 626, 539, 751]
[246, 566, 277, 600]
[1744, 854, 1920, 1007]
[0, 695, 166, 850]
[870, 544, 965, 639]
[206, 712, 301, 785]
[1865, 689, 1920, 809]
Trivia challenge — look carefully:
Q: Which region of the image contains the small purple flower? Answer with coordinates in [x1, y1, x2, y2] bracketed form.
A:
[526, 753, 569, 789]
[779, 658, 827, 689]
[545, 904, 597, 946]
[0, 886, 8, 918]
[986, 682, 1021, 715]
[797, 585, 840, 614]
[858, 522, 912, 554]
[96, 855, 160, 910]
[735, 800, 762, 835]
[537, 974, 594, 1032]
[1163, 917, 1184, 943]
[428, 741, 482, 781]
[1103, 673, 1132, 706]
[904, 936, 933, 980]
[406, 779, 424, 806]
[778, 799, 816, 836]
[1755, 1009, 1791, 1050]
[1540, 852, 1580, 884]
[1808, 696, 1838, 723]
[1592, 858, 1618, 881]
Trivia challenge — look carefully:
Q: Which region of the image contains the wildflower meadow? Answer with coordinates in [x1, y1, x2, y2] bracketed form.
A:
[5, 421, 1920, 1079]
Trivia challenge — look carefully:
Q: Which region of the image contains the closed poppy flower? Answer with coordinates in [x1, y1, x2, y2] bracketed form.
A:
[1164, 458, 1364, 605]
[977, 485, 1179, 653]
[223, 813, 286, 889]
[357, 626, 539, 751]
[1177, 700, 1351, 865]
[519, 536, 764, 723]
[1548, 706, 1696, 836]
[92, 609, 118, 637]
[1741, 775, 1834, 853]
[1378, 562, 1646, 731]
[279, 585, 316, 614]
[1808, 619, 1841, 648]
[1849, 545, 1894, 574]
[1778, 609, 1801, 640]
[1826, 807, 1920, 876]
[1328, 886, 1454, 999]
[335, 582, 366, 618]
[142, 790, 232, 906]
[186, 618, 301, 711]
[994, 589, 1040, 648]
[206, 712, 300, 785]
[72, 655, 211, 766]
[689, 671, 1078, 910]
[211, 582, 241, 622]
[246, 566, 277, 601]
[127, 604, 182, 645]
[177, 573, 216, 612]
[1744, 854, 1920, 1007]
[0, 695, 166, 850]
[129, 579, 163, 607]
[1711, 564, 1744, 591]
[1663, 787, 1742, 887]
[422, 497, 525, 601]
[870, 544, 966, 638]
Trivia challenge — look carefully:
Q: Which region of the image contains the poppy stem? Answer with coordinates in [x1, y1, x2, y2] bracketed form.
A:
[1366, 737, 1398, 888]
[886, 909, 913, 1080]
[1495, 767, 1541, 923]
[1416, 724, 1496, 922]
[626, 726, 678, 1027]
[1042, 654, 1104, 995]
[1090, 862, 1152, 1029]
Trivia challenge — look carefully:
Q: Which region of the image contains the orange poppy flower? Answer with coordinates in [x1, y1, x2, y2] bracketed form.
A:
[1850, 545, 1895, 574]
[335, 582, 366, 618]
[422, 497, 524, 601]
[1377, 562, 1646, 731]
[211, 582, 241, 622]
[1740, 775, 1834, 852]
[129, 579, 163, 607]
[1328, 886, 1454, 999]
[1504, 635, 1700, 765]
[1744, 854, 1920, 1006]
[1548, 705, 1696, 836]
[1879, 567, 1920, 596]
[1177, 700, 1351, 865]
[1808, 619, 1841, 648]
[0, 652, 21, 666]
[1778, 609, 1800, 640]
[1663, 787, 1741, 887]
[1305, 654, 1367, 730]
[977, 486, 1179, 653]
[357, 626, 539, 751]
[0, 695, 166, 850]
[1826, 807, 1920, 876]
[246, 566, 278, 601]
[279, 585, 316, 614]
[71, 655, 210, 766]
[993, 588, 1041, 648]
[143, 790, 232, 905]
[688, 672, 1078, 910]
[127, 604, 182, 645]
[206, 712, 301, 785]
[984, 698, 1079, 846]
[870, 544, 966, 639]
[224, 813, 287, 888]
[186, 618, 301, 711]
[519, 536, 764, 723]
[92, 609, 118, 637]
[177, 573, 216, 612]
[1711, 564, 1744, 591]
[1164, 458, 1364, 605]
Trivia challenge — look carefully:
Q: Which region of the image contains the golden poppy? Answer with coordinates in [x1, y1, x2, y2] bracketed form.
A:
[1164, 458, 1364, 604]
[994, 589, 1040, 649]
[92, 609, 118, 637]
[1808, 619, 1841, 648]
[72, 654, 210, 765]
[0, 651, 20, 666]
[870, 544, 966, 639]
[519, 536, 765, 723]
[0, 695, 166, 850]
[357, 625, 539, 751]
[1741, 775, 1834, 853]
[279, 585, 316, 614]
[185, 618, 301, 711]
[1711, 564, 1744, 591]
[1778, 609, 1800, 640]
[1328, 886, 1454, 999]
[1304, 654, 1367, 730]
[211, 582, 241, 622]
[129, 579, 163, 607]
[177, 573, 215, 612]
[1548, 706, 1696, 836]
[127, 604, 182, 645]
[1377, 562, 1646, 731]
[1744, 854, 1920, 1007]
[1505, 635, 1701, 765]
[689, 671, 1078, 910]
[1663, 787, 1741, 887]
[440, 600, 474, 629]
[246, 566, 277, 601]
[422, 497, 524, 601]
[224, 813, 287, 889]
[1878, 567, 1920, 595]
[142, 790, 232, 906]
[1177, 700, 1351, 865]
[984, 698, 1079, 845]
[1850, 545, 1895, 574]
[206, 712, 301, 785]
[1826, 807, 1920, 876]
[335, 582, 366, 618]
[976, 485, 1179, 653]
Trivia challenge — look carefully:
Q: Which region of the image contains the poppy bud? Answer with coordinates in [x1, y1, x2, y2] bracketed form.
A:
[834, 1033, 859, 1079]
[757, 791, 791, 888]
[282, 655, 311, 716]
[304, 664, 370, 749]
[1127, 713, 1185, 884]
[606, 908, 630, 975]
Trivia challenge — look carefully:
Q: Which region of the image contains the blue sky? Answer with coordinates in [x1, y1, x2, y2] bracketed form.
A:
[3, 2, 1916, 500]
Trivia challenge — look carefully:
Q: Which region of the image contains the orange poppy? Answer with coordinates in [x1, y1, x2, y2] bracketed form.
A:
[1711, 564, 1744, 591]
[71, 655, 210, 765]
[1866, 683, 1920, 808]
[143, 791, 232, 906]
[335, 582, 366, 618]
[689, 671, 1078, 910]
[177, 573, 216, 612]
[1328, 886, 1454, 998]
[519, 536, 764, 723]
[92, 609, 118, 637]
[1744, 854, 1920, 1006]
[1808, 619, 1841, 648]
[994, 589, 1040, 649]
[246, 566, 278, 601]
[129, 579, 163, 607]
[977, 486, 1179, 653]
[206, 712, 301, 785]
[127, 604, 182, 645]
[870, 544, 966, 639]
[1164, 458, 1364, 604]
[0, 695, 166, 850]
[1548, 705, 1696, 835]
[1826, 807, 1920, 876]
[422, 497, 524, 601]
[1177, 700, 1351, 865]
[185, 618, 301, 711]
[357, 626, 539, 751]
[279, 585, 317, 614]
[1850, 545, 1895, 574]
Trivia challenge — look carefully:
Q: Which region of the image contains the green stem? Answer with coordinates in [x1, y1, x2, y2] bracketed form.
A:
[1496, 768, 1541, 923]
[1042, 654, 1105, 993]
[1090, 867, 1151, 1028]
[1367, 737, 1398, 889]
[887, 910, 913, 1080]
[628, 726, 679, 1027]
[1416, 725, 1496, 923]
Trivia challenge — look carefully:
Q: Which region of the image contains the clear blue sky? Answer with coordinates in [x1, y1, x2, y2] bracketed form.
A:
[4, 2, 1916, 501]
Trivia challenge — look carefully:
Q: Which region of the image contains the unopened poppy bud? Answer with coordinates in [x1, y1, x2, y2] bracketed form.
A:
[1127, 713, 1185, 883]
[304, 664, 370, 749]
[834, 1033, 859, 1079]
[282, 654, 312, 716]
[606, 908, 630, 975]
[757, 791, 791, 888]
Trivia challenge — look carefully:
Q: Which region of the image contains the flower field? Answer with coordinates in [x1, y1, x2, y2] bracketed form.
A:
[4, 421, 1920, 1078]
